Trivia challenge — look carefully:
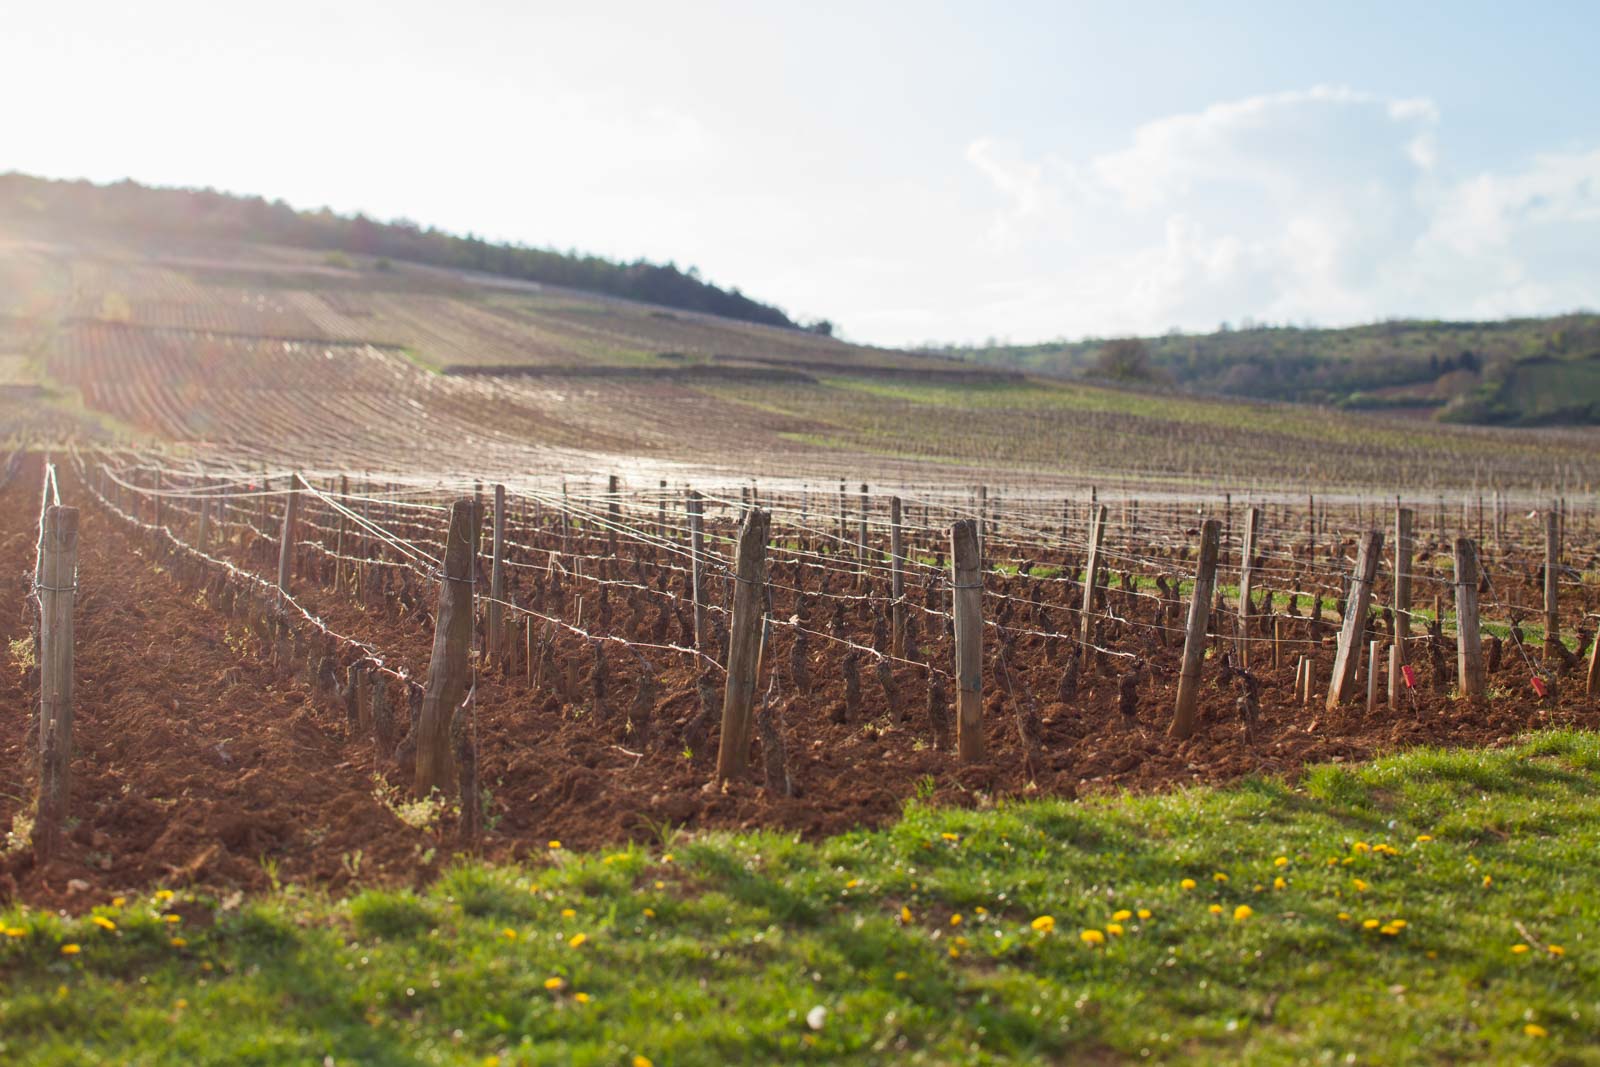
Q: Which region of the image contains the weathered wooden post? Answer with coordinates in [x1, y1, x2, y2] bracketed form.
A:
[1455, 537, 1487, 705]
[716, 508, 771, 781]
[1236, 506, 1260, 667]
[488, 484, 506, 663]
[276, 473, 301, 603]
[1080, 504, 1108, 650]
[1326, 530, 1382, 709]
[658, 479, 667, 540]
[1170, 518, 1220, 740]
[1366, 640, 1380, 714]
[950, 518, 985, 762]
[976, 485, 987, 563]
[1544, 507, 1560, 664]
[688, 489, 706, 654]
[890, 495, 905, 658]
[414, 499, 477, 795]
[607, 474, 621, 564]
[1393, 507, 1414, 665]
[858, 483, 869, 577]
[34, 505, 78, 861]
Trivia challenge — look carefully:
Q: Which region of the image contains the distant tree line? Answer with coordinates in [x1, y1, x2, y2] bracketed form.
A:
[0, 172, 819, 332]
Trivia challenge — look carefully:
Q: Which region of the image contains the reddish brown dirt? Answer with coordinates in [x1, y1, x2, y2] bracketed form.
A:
[2, 457, 1596, 914]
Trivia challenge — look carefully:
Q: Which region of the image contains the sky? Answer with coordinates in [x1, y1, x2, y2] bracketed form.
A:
[4, 1, 1598, 346]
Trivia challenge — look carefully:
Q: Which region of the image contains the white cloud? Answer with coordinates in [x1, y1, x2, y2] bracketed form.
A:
[958, 87, 1600, 342]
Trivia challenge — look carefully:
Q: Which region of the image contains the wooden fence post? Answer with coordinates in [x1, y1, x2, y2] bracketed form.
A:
[1170, 518, 1220, 739]
[35, 505, 78, 861]
[858, 483, 869, 578]
[1544, 507, 1560, 663]
[890, 495, 905, 658]
[1327, 530, 1383, 709]
[1080, 504, 1107, 650]
[1455, 537, 1487, 705]
[1237, 505, 1260, 667]
[716, 508, 771, 780]
[688, 490, 706, 654]
[1393, 506, 1413, 664]
[488, 484, 506, 663]
[276, 473, 301, 603]
[950, 518, 985, 762]
[414, 499, 477, 795]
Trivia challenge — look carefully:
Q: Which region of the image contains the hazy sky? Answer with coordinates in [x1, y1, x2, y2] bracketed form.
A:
[5, 2, 1598, 345]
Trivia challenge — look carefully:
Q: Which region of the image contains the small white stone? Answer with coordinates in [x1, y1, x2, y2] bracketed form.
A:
[806, 1006, 827, 1031]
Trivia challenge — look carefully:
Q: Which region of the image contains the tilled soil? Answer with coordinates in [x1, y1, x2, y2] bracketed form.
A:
[1, 455, 1594, 912]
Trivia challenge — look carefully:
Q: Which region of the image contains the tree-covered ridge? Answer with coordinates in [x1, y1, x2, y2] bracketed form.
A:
[0, 172, 812, 332]
[937, 314, 1600, 426]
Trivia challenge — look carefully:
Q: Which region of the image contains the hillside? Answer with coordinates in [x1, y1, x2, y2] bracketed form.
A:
[0, 171, 817, 333]
[936, 315, 1600, 427]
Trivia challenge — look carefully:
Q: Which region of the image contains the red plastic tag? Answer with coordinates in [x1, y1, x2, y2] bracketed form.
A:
[1401, 664, 1417, 690]
[1531, 676, 1548, 698]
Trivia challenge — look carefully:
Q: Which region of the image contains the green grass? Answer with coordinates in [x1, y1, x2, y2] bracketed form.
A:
[4, 732, 1600, 1064]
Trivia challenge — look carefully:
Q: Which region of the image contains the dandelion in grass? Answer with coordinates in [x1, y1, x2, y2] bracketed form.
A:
[1362, 919, 1381, 930]
[111, 897, 125, 907]
[1547, 945, 1565, 957]
[544, 977, 565, 991]
[940, 832, 960, 842]
[1233, 905, 1253, 922]
[949, 914, 962, 926]
[3, 927, 25, 938]
[548, 841, 562, 850]
[163, 915, 181, 925]
[1079, 929, 1105, 946]
[1213, 872, 1229, 883]
[574, 992, 591, 1004]
[1352, 879, 1369, 893]
[1273, 857, 1288, 868]
[169, 937, 187, 947]
[1273, 877, 1286, 891]
[1416, 834, 1433, 843]
[633, 1057, 654, 1067]
[900, 906, 914, 925]
[1524, 1024, 1548, 1038]
[1208, 905, 1223, 916]
[1112, 909, 1132, 922]
[1511, 944, 1530, 954]
[561, 908, 577, 919]
[60, 944, 80, 956]
[894, 971, 909, 981]
[501, 928, 518, 940]
[1180, 879, 1197, 891]
[948, 946, 960, 958]
[155, 890, 174, 902]
[844, 878, 860, 889]
[1136, 909, 1152, 920]
[568, 933, 587, 948]
[1482, 875, 1493, 888]
[1352, 842, 1370, 855]
[1031, 915, 1055, 933]
[642, 908, 656, 918]
[1337, 913, 1350, 922]
[1105, 922, 1124, 936]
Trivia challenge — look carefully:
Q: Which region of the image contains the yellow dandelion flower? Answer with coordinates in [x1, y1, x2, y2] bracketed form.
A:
[1362, 919, 1381, 930]
[1180, 878, 1197, 891]
[949, 914, 962, 926]
[1136, 909, 1152, 920]
[1524, 1024, 1548, 1038]
[1208, 904, 1223, 916]
[111, 897, 125, 907]
[174, 998, 187, 1009]
[954, 936, 969, 948]
[634, 1056, 654, 1067]
[1416, 834, 1432, 842]
[501, 928, 518, 940]
[1273, 877, 1286, 890]
[1482, 875, 1492, 888]
[845, 878, 860, 889]
[1112, 909, 1132, 922]
[561, 908, 577, 919]
[1213, 872, 1229, 883]
[894, 971, 909, 981]
[1352, 842, 1370, 854]
[1233, 905, 1253, 922]
[941, 832, 960, 842]
[528, 884, 540, 894]
[1352, 879, 1368, 892]
[1337, 912, 1351, 922]
[662, 854, 674, 863]
[642, 908, 656, 918]
[653, 881, 665, 890]
[1105, 922, 1124, 936]
[169, 937, 187, 947]
[1031, 915, 1055, 932]
[568, 933, 588, 948]
[948, 946, 960, 958]
[91, 916, 117, 931]
[1079, 929, 1105, 945]
[1388, 919, 1407, 929]
[1547, 944, 1565, 957]
[3, 928, 25, 938]
[155, 890, 174, 902]
[574, 992, 591, 1004]
[1511, 944, 1530, 954]
[543, 977, 565, 991]
[1273, 856, 1288, 868]
[163, 915, 181, 924]
[974, 907, 988, 916]
[900, 906, 914, 924]
[60, 944, 81, 956]
[548, 841, 562, 850]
